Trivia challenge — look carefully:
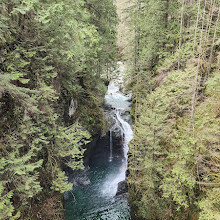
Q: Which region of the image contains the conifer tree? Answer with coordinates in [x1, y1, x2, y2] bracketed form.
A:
[127, 0, 220, 219]
[0, 0, 118, 218]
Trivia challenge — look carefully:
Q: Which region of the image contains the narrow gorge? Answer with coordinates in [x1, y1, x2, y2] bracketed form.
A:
[0, 0, 219, 219]
[65, 63, 133, 219]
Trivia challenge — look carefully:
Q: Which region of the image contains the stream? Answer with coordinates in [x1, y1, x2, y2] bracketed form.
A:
[65, 68, 133, 219]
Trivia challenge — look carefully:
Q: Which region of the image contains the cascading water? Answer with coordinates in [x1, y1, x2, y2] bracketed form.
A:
[65, 63, 133, 220]
[109, 129, 113, 162]
[102, 90, 133, 197]
[115, 109, 133, 160]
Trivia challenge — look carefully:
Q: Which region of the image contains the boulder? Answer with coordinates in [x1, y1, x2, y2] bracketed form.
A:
[116, 180, 128, 196]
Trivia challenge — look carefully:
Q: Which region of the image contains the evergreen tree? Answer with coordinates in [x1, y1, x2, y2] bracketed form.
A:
[0, 0, 118, 218]
[127, 0, 220, 219]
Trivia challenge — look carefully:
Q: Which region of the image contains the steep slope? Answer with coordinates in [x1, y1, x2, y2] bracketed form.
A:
[0, 0, 118, 219]
[124, 0, 220, 219]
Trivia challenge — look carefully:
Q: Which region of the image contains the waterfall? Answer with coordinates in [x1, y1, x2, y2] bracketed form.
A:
[115, 109, 133, 161]
[102, 82, 133, 197]
[65, 63, 132, 220]
[109, 129, 113, 162]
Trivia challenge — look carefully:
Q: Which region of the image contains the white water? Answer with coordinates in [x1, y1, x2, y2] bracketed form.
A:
[115, 110, 133, 161]
[102, 81, 133, 197]
[109, 129, 113, 162]
[65, 64, 132, 220]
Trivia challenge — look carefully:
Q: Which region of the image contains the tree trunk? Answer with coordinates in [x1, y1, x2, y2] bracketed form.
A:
[134, 0, 141, 122]
[190, 0, 207, 137]
[178, 0, 185, 69]
[193, 0, 201, 59]
[206, 7, 220, 79]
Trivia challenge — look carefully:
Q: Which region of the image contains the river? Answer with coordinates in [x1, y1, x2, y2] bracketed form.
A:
[65, 71, 133, 219]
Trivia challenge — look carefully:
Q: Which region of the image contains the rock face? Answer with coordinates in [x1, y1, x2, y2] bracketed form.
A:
[68, 98, 77, 117]
[116, 180, 128, 196]
[120, 107, 132, 125]
[83, 134, 100, 166]
[110, 61, 130, 94]
[102, 71, 133, 139]
[91, 131, 123, 160]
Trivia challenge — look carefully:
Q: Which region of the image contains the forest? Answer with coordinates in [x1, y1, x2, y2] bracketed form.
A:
[0, 0, 220, 219]
[127, 0, 220, 219]
[0, 0, 117, 219]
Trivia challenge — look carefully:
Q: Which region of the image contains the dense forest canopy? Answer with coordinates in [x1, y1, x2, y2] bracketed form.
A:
[0, 0, 220, 219]
[0, 0, 117, 219]
[127, 0, 220, 219]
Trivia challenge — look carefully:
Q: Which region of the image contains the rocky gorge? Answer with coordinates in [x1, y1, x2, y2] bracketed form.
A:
[64, 62, 133, 219]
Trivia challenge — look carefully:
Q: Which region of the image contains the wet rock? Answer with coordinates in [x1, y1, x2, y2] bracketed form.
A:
[103, 109, 122, 138]
[68, 98, 77, 117]
[91, 132, 123, 160]
[83, 134, 100, 166]
[116, 180, 128, 196]
[121, 110, 132, 125]
[102, 102, 113, 111]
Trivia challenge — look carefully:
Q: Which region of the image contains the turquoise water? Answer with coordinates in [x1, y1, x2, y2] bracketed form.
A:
[64, 137, 131, 220]
[65, 81, 132, 220]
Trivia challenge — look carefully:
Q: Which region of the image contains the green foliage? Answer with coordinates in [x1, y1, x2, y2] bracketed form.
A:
[0, 182, 20, 220]
[194, 74, 220, 219]
[0, 0, 117, 218]
[199, 187, 220, 220]
[51, 169, 73, 194]
[127, 0, 220, 219]
[55, 123, 90, 170]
